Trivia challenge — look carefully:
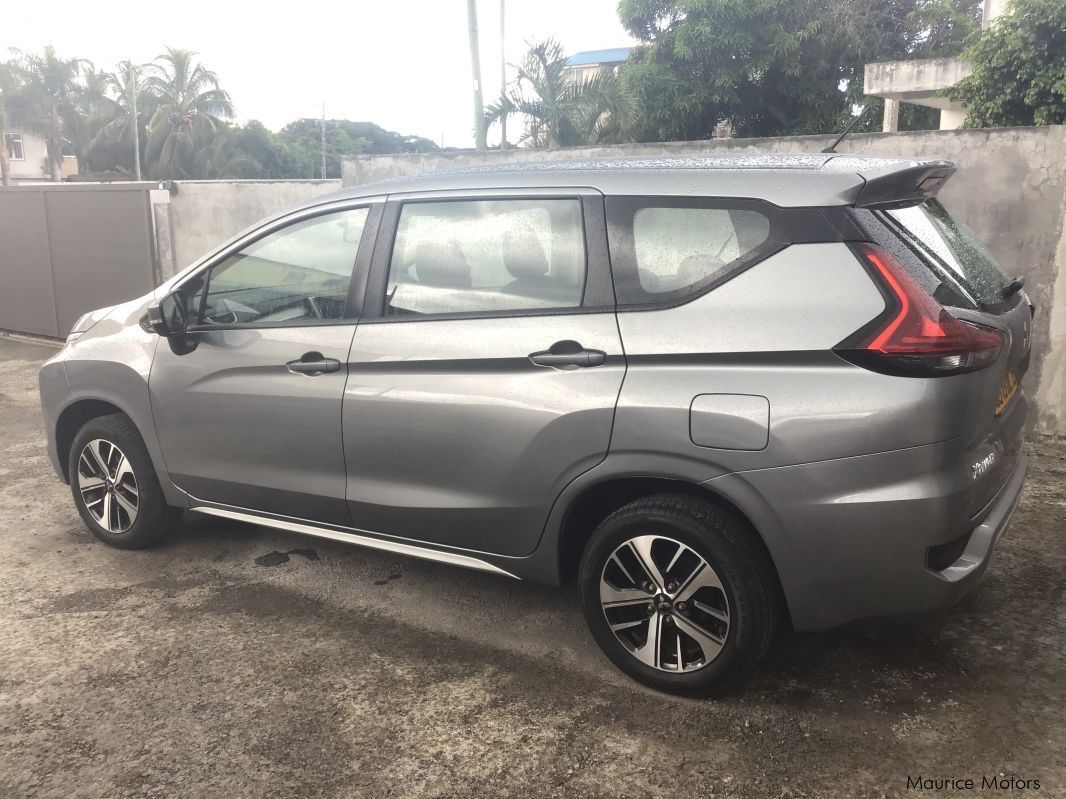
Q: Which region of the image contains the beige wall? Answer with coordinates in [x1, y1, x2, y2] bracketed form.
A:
[343, 127, 1066, 435]
[166, 179, 342, 271]
[4, 129, 78, 182]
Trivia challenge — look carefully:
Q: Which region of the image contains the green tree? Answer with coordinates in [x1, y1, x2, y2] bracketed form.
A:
[909, 0, 982, 57]
[143, 47, 233, 178]
[8, 47, 90, 180]
[193, 129, 260, 178]
[484, 39, 634, 147]
[0, 60, 21, 185]
[82, 63, 156, 176]
[270, 118, 435, 178]
[617, 0, 977, 141]
[953, 0, 1066, 126]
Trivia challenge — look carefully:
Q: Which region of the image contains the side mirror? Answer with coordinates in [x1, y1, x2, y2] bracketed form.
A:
[146, 292, 188, 337]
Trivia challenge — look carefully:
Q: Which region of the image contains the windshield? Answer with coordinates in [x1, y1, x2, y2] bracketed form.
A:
[887, 199, 1010, 308]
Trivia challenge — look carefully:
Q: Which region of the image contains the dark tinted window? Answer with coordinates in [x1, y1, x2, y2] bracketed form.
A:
[632, 207, 770, 294]
[607, 197, 793, 307]
[188, 208, 368, 326]
[385, 199, 586, 317]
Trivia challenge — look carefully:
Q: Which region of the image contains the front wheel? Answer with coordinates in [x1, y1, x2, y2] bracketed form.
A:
[579, 494, 780, 696]
[68, 413, 179, 549]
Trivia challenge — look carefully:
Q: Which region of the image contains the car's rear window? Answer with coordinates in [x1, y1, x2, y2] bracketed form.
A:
[886, 200, 1009, 308]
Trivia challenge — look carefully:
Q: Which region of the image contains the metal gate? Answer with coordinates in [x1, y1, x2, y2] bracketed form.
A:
[0, 183, 158, 337]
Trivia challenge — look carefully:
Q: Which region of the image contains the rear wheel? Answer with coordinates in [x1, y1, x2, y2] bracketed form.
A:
[68, 414, 179, 549]
[579, 494, 779, 696]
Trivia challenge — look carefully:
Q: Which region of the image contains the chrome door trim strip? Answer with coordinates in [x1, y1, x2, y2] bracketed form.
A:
[190, 505, 520, 579]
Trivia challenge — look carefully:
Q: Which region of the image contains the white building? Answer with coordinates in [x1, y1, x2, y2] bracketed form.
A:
[3, 128, 78, 183]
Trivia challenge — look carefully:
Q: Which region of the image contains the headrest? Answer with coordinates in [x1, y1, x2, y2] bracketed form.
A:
[415, 240, 471, 289]
[503, 225, 549, 280]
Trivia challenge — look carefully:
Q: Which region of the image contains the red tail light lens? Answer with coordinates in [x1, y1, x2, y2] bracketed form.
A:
[835, 244, 1004, 377]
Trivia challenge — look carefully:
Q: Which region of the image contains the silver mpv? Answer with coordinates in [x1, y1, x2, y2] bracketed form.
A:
[40, 155, 1031, 695]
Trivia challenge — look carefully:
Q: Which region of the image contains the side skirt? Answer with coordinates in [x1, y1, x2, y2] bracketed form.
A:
[190, 504, 521, 580]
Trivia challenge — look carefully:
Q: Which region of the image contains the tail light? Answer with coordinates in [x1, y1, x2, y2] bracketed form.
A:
[834, 244, 1005, 377]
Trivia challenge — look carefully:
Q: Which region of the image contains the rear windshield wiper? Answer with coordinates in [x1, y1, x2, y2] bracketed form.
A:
[1001, 276, 1025, 299]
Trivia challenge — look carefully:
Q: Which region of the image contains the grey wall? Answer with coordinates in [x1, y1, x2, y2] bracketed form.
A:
[167, 180, 342, 273]
[343, 127, 1066, 436]
[0, 183, 157, 337]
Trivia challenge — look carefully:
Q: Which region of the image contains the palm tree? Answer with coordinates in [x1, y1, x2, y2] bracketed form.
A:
[8, 47, 90, 181]
[484, 39, 634, 148]
[143, 47, 233, 178]
[84, 62, 155, 176]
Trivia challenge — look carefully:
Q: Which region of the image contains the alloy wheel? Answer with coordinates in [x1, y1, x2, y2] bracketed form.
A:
[599, 534, 730, 672]
[77, 439, 139, 534]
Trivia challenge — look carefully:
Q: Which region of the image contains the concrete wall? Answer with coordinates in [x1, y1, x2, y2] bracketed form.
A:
[343, 127, 1066, 436]
[167, 179, 342, 272]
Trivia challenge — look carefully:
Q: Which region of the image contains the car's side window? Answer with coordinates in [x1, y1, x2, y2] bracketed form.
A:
[384, 198, 586, 317]
[607, 198, 781, 308]
[633, 207, 770, 294]
[184, 207, 370, 327]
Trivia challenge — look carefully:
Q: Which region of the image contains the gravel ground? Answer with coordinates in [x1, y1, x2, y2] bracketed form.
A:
[1, 336, 1063, 798]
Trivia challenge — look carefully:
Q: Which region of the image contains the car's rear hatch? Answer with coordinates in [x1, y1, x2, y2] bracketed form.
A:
[882, 199, 1031, 517]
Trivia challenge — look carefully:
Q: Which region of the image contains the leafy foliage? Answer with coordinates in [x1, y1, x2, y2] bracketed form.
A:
[953, 0, 1066, 126]
[2, 46, 439, 181]
[142, 48, 234, 178]
[617, 0, 981, 140]
[485, 39, 634, 148]
[6, 47, 91, 179]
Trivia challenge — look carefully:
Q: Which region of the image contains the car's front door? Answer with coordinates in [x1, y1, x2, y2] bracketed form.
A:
[342, 190, 625, 557]
[149, 201, 382, 524]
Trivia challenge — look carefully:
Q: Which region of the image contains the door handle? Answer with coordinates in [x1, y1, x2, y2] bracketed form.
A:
[286, 352, 341, 375]
[529, 341, 607, 369]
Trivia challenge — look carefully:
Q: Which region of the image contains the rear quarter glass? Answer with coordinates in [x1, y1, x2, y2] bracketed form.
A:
[884, 199, 1010, 309]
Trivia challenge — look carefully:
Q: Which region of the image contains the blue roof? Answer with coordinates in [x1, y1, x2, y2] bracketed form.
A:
[566, 47, 631, 67]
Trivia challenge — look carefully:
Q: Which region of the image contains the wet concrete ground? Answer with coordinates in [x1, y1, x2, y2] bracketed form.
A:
[1, 336, 1064, 798]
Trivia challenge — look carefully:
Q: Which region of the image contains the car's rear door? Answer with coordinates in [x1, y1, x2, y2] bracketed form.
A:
[341, 188, 624, 557]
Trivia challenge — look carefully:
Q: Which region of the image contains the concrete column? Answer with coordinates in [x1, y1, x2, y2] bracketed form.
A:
[982, 0, 1009, 26]
[939, 108, 967, 130]
[149, 188, 177, 284]
[882, 99, 900, 133]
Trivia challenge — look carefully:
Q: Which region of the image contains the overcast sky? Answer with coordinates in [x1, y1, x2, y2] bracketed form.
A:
[4, 0, 637, 149]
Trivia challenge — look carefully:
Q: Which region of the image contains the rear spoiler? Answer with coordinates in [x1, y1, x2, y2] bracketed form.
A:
[853, 160, 956, 209]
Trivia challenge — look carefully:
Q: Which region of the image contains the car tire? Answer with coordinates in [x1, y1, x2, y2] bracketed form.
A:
[579, 493, 780, 696]
[68, 413, 179, 549]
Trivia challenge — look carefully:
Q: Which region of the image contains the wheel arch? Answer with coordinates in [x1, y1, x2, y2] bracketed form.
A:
[55, 399, 128, 482]
[554, 474, 791, 624]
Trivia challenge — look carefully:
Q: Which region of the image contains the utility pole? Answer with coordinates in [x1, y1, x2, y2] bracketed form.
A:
[320, 102, 327, 179]
[129, 61, 141, 181]
[499, 0, 507, 147]
[466, 0, 487, 150]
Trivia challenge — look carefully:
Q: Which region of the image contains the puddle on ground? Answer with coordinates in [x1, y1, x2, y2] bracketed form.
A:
[254, 548, 321, 567]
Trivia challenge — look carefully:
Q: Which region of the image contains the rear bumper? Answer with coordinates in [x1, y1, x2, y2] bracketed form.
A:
[702, 436, 1029, 631]
[938, 451, 1027, 585]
